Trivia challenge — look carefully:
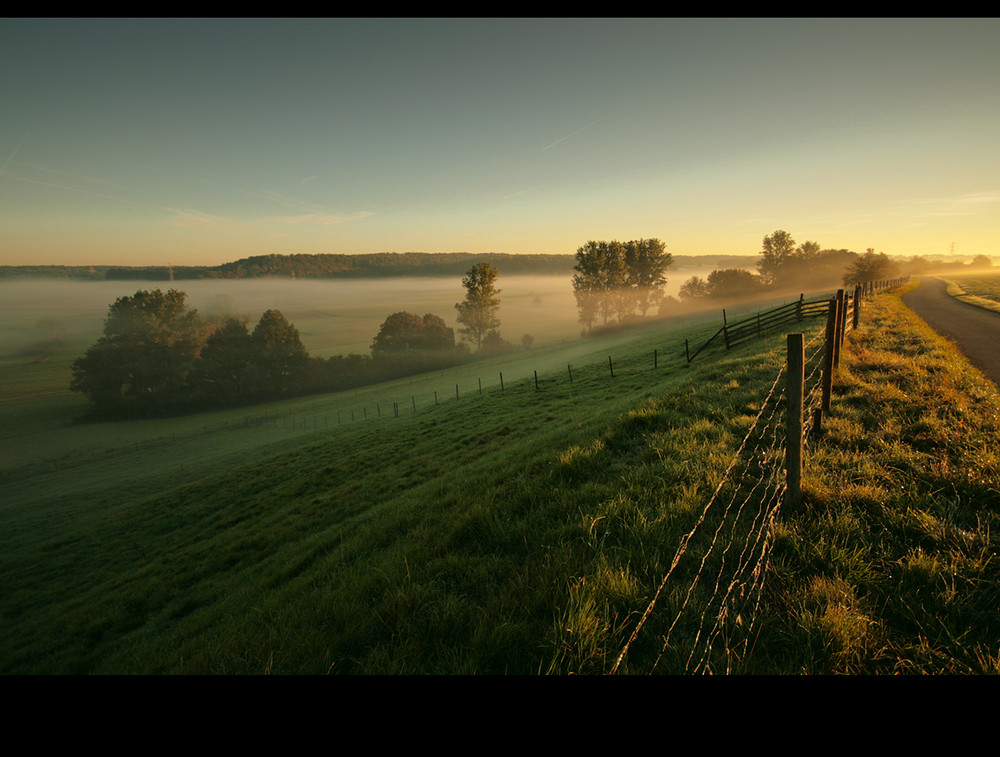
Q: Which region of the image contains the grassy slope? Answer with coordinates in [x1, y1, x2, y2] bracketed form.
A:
[2, 307, 761, 673]
[756, 286, 1000, 673]
[2, 287, 999, 673]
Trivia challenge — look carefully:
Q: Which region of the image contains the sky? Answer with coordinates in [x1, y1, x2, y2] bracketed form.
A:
[1, 17, 998, 267]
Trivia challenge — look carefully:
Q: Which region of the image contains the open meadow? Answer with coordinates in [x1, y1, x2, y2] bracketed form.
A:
[3, 279, 999, 673]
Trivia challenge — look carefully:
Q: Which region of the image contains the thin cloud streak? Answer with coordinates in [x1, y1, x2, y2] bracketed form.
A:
[1, 134, 31, 174]
[541, 114, 612, 152]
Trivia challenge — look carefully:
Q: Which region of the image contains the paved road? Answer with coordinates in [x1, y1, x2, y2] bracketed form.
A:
[901, 277, 1000, 387]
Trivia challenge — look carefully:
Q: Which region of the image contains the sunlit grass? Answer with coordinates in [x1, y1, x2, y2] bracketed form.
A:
[3, 284, 1000, 673]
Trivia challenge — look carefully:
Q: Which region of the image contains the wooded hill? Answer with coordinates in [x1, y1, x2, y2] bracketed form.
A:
[0, 253, 574, 280]
[0, 252, 760, 281]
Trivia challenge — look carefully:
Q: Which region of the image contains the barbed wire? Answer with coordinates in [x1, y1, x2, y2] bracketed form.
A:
[609, 292, 868, 675]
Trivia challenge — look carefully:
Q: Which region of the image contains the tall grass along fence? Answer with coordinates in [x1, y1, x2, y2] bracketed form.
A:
[610, 278, 908, 674]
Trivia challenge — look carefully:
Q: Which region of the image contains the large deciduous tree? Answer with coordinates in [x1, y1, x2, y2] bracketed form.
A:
[678, 269, 763, 301]
[623, 238, 673, 317]
[757, 229, 797, 286]
[250, 309, 308, 395]
[843, 249, 899, 286]
[189, 317, 255, 401]
[455, 262, 501, 351]
[71, 289, 208, 412]
[371, 312, 456, 355]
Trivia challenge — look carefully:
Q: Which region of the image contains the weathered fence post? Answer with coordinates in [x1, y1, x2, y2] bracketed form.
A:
[853, 285, 861, 330]
[499, 372, 504, 392]
[654, 349, 658, 369]
[723, 309, 730, 349]
[786, 333, 804, 508]
[685, 339, 690, 363]
[839, 288, 849, 346]
[833, 289, 845, 369]
[822, 298, 838, 416]
[534, 370, 539, 391]
[608, 356, 615, 378]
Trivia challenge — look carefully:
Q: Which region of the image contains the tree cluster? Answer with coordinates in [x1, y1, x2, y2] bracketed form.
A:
[71, 277, 499, 418]
[755, 230, 858, 290]
[71, 290, 312, 415]
[679, 268, 765, 301]
[571, 239, 673, 331]
[842, 249, 900, 286]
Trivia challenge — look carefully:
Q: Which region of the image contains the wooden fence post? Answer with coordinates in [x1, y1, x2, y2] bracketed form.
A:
[608, 356, 615, 378]
[833, 289, 845, 369]
[786, 333, 804, 508]
[839, 288, 849, 345]
[723, 309, 730, 349]
[853, 285, 861, 330]
[822, 298, 838, 416]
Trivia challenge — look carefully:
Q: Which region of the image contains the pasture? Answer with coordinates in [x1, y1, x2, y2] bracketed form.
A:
[5, 278, 997, 673]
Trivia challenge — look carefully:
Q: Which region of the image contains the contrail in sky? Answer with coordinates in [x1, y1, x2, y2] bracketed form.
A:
[541, 114, 612, 152]
[0, 133, 31, 174]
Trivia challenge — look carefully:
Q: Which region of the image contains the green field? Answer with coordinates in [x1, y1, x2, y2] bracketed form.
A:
[946, 271, 1000, 314]
[2, 281, 999, 673]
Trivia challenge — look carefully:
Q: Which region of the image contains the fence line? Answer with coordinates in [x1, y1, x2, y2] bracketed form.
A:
[610, 277, 908, 674]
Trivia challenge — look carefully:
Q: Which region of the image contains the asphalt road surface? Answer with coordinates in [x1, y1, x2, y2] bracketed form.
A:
[901, 277, 1000, 388]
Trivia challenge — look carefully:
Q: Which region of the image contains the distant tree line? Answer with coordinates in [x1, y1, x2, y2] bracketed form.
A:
[676, 229, 990, 305]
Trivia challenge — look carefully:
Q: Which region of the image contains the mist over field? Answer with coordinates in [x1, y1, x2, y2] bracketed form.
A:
[1, 267, 725, 362]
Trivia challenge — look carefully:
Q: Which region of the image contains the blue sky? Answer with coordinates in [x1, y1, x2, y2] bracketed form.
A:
[1, 18, 998, 266]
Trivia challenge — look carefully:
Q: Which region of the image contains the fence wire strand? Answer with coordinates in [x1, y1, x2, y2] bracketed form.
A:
[609, 290, 867, 675]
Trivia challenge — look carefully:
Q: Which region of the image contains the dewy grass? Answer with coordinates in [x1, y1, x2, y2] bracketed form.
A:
[756, 292, 1000, 674]
[3, 286, 1000, 673]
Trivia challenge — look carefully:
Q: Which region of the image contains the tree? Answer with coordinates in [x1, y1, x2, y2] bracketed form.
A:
[679, 269, 763, 301]
[189, 317, 255, 401]
[679, 276, 710, 301]
[623, 238, 673, 316]
[455, 262, 501, 351]
[71, 289, 208, 412]
[843, 249, 899, 286]
[757, 229, 797, 286]
[250, 309, 308, 395]
[704, 268, 764, 299]
[371, 312, 456, 355]
[571, 240, 628, 330]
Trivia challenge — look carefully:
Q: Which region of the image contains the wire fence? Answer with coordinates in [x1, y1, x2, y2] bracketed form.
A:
[610, 278, 908, 674]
